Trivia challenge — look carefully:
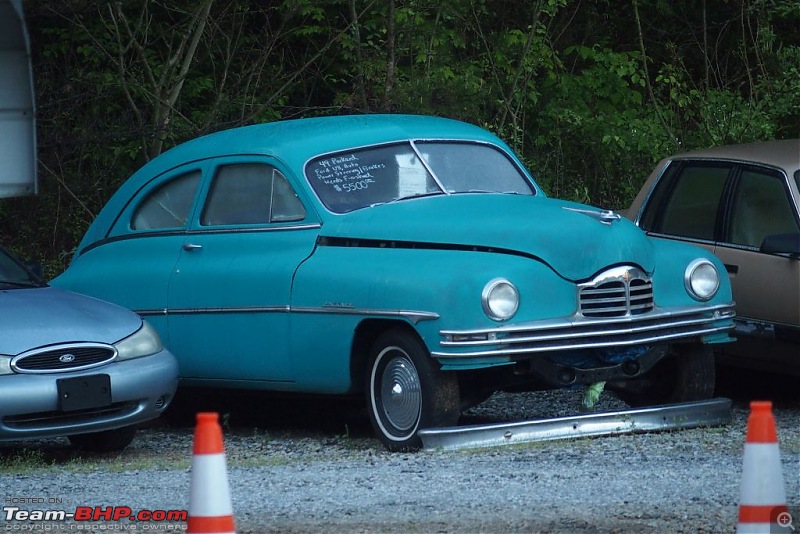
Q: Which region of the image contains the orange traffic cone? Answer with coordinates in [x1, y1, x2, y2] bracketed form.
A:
[736, 401, 789, 533]
[187, 412, 236, 534]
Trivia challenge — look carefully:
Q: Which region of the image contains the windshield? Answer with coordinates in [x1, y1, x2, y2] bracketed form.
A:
[305, 141, 535, 213]
[0, 246, 43, 288]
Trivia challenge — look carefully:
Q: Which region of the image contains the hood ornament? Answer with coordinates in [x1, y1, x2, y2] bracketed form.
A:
[562, 207, 621, 225]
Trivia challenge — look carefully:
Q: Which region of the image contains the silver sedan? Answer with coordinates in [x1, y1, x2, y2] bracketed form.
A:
[0, 244, 178, 451]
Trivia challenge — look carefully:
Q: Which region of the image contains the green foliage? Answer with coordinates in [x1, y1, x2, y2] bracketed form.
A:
[531, 46, 672, 208]
[3, 0, 798, 272]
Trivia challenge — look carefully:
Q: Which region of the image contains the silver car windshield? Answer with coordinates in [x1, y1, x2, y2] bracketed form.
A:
[305, 141, 535, 213]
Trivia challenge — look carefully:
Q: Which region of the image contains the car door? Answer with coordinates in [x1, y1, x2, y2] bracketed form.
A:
[64, 165, 206, 339]
[637, 159, 800, 369]
[166, 158, 320, 384]
[713, 165, 800, 365]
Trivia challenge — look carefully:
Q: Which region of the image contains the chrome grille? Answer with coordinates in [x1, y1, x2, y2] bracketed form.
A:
[579, 266, 653, 318]
[12, 344, 117, 374]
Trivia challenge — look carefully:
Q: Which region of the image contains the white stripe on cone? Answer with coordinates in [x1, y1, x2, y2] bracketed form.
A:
[189, 453, 235, 531]
[737, 401, 789, 534]
[738, 443, 787, 506]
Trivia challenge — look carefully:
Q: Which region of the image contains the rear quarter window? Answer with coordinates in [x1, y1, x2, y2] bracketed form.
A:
[131, 171, 202, 230]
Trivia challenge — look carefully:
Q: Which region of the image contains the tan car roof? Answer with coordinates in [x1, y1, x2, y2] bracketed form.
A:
[627, 138, 800, 221]
[668, 139, 800, 173]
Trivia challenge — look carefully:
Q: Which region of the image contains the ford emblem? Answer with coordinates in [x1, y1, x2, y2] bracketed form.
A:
[59, 353, 76, 363]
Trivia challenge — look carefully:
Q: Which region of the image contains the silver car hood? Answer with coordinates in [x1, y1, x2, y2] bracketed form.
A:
[0, 286, 142, 356]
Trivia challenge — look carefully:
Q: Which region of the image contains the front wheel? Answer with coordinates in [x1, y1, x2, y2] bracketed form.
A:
[610, 344, 715, 407]
[366, 328, 460, 451]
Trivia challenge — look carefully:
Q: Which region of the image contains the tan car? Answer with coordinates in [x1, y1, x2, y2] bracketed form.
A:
[628, 139, 800, 374]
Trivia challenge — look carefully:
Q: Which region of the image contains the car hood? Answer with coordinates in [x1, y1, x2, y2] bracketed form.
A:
[0, 286, 143, 356]
[322, 194, 655, 281]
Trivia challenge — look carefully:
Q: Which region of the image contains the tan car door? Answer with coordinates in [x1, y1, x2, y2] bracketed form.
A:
[714, 166, 800, 367]
[713, 246, 799, 327]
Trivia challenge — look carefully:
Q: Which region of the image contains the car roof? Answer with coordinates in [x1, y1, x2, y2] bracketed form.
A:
[147, 114, 508, 172]
[74, 114, 520, 253]
[669, 138, 800, 173]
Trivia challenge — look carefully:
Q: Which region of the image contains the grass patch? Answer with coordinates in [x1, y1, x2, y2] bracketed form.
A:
[0, 448, 53, 473]
[0, 448, 193, 474]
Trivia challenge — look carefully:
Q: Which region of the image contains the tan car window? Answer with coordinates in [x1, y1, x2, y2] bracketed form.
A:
[727, 169, 800, 248]
[654, 165, 729, 240]
[131, 171, 201, 230]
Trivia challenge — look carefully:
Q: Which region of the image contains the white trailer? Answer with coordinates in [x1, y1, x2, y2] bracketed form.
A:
[0, 0, 37, 197]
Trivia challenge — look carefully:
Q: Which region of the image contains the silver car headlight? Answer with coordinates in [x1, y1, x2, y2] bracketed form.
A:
[684, 259, 720, 301]
[114, 321, 163, 361]
[482, 278, 519, 321]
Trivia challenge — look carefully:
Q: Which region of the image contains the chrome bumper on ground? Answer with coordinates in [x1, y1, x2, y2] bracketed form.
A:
[419, 398, 732, 450]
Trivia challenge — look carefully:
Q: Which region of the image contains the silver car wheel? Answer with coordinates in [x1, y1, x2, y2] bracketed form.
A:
[379, 351, 422, 433]
[366, 327, 461, 451]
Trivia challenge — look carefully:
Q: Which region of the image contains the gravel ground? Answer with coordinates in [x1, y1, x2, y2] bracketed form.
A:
[2, 366, 799, 533]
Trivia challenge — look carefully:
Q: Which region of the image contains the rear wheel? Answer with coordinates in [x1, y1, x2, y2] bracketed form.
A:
[611, 344, 715, 407]
[366, 328, 460, 451]
[68, 425, 138, 452]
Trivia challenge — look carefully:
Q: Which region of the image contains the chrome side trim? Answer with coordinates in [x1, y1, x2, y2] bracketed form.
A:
[136, 305, 439, 324]
[136, 306, 288, 317]
[433, 304, 735, 359]
[137, 309, 168, 317]
[170, 306, 290, 315]
[291, 306, 439, 324]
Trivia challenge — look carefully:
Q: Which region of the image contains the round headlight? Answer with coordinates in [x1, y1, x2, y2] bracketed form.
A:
[482, 278, 519, 321]
[684, 259, 720, 301]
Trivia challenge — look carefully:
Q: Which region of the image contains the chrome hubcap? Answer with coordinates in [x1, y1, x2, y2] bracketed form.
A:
[380, 355, 421, 432]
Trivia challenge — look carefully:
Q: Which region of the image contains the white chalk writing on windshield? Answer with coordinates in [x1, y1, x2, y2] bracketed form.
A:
[311, 154, 385, 194]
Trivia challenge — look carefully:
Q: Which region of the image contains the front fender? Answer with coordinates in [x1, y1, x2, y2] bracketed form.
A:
[290, 245, 576, 385]
[649, 239, 734, 307]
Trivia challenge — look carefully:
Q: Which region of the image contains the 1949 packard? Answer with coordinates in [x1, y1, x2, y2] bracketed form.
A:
[53, 115, 735, 450]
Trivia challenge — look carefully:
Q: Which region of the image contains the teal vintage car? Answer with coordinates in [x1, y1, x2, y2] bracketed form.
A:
[53, 114, 736, 450]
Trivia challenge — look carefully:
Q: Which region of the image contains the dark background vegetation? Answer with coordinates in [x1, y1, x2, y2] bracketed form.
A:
[2, 0, 799, 276]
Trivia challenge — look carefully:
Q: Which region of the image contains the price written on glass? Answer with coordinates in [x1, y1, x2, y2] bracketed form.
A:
[312, 154, 385, 194]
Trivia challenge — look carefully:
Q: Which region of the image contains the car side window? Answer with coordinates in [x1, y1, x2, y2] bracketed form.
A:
[131, 171, 201, 230]
[726, 168, 800, 248]
[201, 163, 305, 226]
[643, 164, 730, 241]
[271, 171, 306, 222]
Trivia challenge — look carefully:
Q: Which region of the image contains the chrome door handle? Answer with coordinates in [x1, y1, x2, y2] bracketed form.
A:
[182, 243, 202, 251]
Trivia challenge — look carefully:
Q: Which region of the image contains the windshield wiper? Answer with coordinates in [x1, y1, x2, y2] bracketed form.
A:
[393, 191, 446, 202]
[453, 189, 523, 195]
[371, 191, 445, 207]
